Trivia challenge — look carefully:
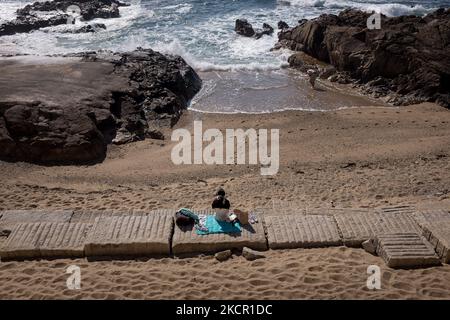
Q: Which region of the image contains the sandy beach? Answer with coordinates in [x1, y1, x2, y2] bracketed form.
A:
[1, 1, 449, 301]
[1, 103, 450, 299]
[1, 247, 450, 300]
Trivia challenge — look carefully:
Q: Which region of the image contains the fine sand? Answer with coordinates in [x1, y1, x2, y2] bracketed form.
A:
[1, 102, 450, 299]
[1, 247, 450, 300]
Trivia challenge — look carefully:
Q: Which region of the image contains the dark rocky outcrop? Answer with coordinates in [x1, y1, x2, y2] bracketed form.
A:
[16, 0, 127, 20]
[1, 103, 107, 164]
[59, 23, 106, 33]
[235, 20, 274, 39]
[0, 15, 69, 36]
[278, 21, 289, 30]
[277, 8, 450, 107]
[73, 23, 107, 33]
[0, 48, 202, 165]
[235, 19, 255, 37]
[255, 23, 274, 39]
[0, 0, 127, 36]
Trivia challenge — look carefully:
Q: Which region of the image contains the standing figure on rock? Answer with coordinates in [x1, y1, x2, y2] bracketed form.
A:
[307, 69, 319, 89]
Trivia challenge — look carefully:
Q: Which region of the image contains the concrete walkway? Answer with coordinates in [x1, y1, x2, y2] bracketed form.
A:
[0, 205, 449, 268]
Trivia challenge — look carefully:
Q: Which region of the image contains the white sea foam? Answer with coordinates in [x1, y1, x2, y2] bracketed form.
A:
[0, 1, 148, 55]
[0, 1, 27, 23]
[283, 0, 327, 8]
[153, 38, 290, 72]
[229, 33, 277, 58]
[362, 3, 431, 17]
[283, 0, 435, 17]
[161, 3, 193, 14]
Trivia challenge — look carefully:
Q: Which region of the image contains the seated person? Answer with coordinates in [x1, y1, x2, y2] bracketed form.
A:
[212, 188, 230, 221]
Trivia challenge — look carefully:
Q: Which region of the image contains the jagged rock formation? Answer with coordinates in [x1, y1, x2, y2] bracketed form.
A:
[277, 8, 450, 107]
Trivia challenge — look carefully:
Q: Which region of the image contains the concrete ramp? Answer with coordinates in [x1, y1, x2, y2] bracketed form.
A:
[172, 210, 267, 255]
[0, 222, 90, 259]
[376, 233, 441, 268]
[265, 214, 342, 249]
[84, 210, 174, 257]
[334, 211, 421, 247]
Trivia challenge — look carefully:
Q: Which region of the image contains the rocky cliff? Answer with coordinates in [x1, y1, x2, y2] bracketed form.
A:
[278, 8, 450, 107]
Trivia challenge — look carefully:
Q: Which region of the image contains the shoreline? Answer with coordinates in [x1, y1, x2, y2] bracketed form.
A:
[0, 4, 449, 300]
[190, 68, 388, 113]
[187, 104, 399, 115]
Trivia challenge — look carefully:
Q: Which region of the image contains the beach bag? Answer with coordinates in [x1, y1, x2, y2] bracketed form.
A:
[175, 208, 200, 227]
[175, 211, 194, 226]
[234, 209, 249, 224]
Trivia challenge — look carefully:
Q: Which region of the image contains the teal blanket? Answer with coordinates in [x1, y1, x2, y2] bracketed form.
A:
[196, 215, 241, 235]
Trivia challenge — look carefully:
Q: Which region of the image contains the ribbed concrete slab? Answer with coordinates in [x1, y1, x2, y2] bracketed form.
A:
[84, 210, 174, 257]
[412, 209, 450, 230]
[421, 223, 450, 263]
[376, 233, 441, 268]
[412, 210, 450, 263]
[0, 210, 73, 231]
[265, 214, 342, 249]
[334, 212, 421, 247]
[255, 205, 370, 217]
[378, 205, 416, 215]
[172, 210, 267, 255]
[71, 209, 149, 224]
[306, 207, 373, 216]
[0, 222, 90, 259]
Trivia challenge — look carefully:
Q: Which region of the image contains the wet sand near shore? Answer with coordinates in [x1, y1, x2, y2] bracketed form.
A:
[191, 69, 387, 113]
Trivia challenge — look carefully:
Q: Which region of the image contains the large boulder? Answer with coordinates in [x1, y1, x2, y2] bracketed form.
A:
[0, 48, 202, 165]
[235, 19, 255, 37]
[277, 8, 450, 107]
[2, 104, 106, 164]
[235, 20, 275, 39]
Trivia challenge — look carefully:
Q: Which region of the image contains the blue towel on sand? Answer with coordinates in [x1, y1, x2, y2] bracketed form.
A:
[196, 215, 241, 235]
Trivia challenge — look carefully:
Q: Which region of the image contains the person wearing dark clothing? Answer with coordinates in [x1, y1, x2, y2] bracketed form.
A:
[212, 188, 231, 221]
[212, 188, 230, 209]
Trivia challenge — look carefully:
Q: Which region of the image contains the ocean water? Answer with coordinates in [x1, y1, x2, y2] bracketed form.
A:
[1, 0, 448, 112]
